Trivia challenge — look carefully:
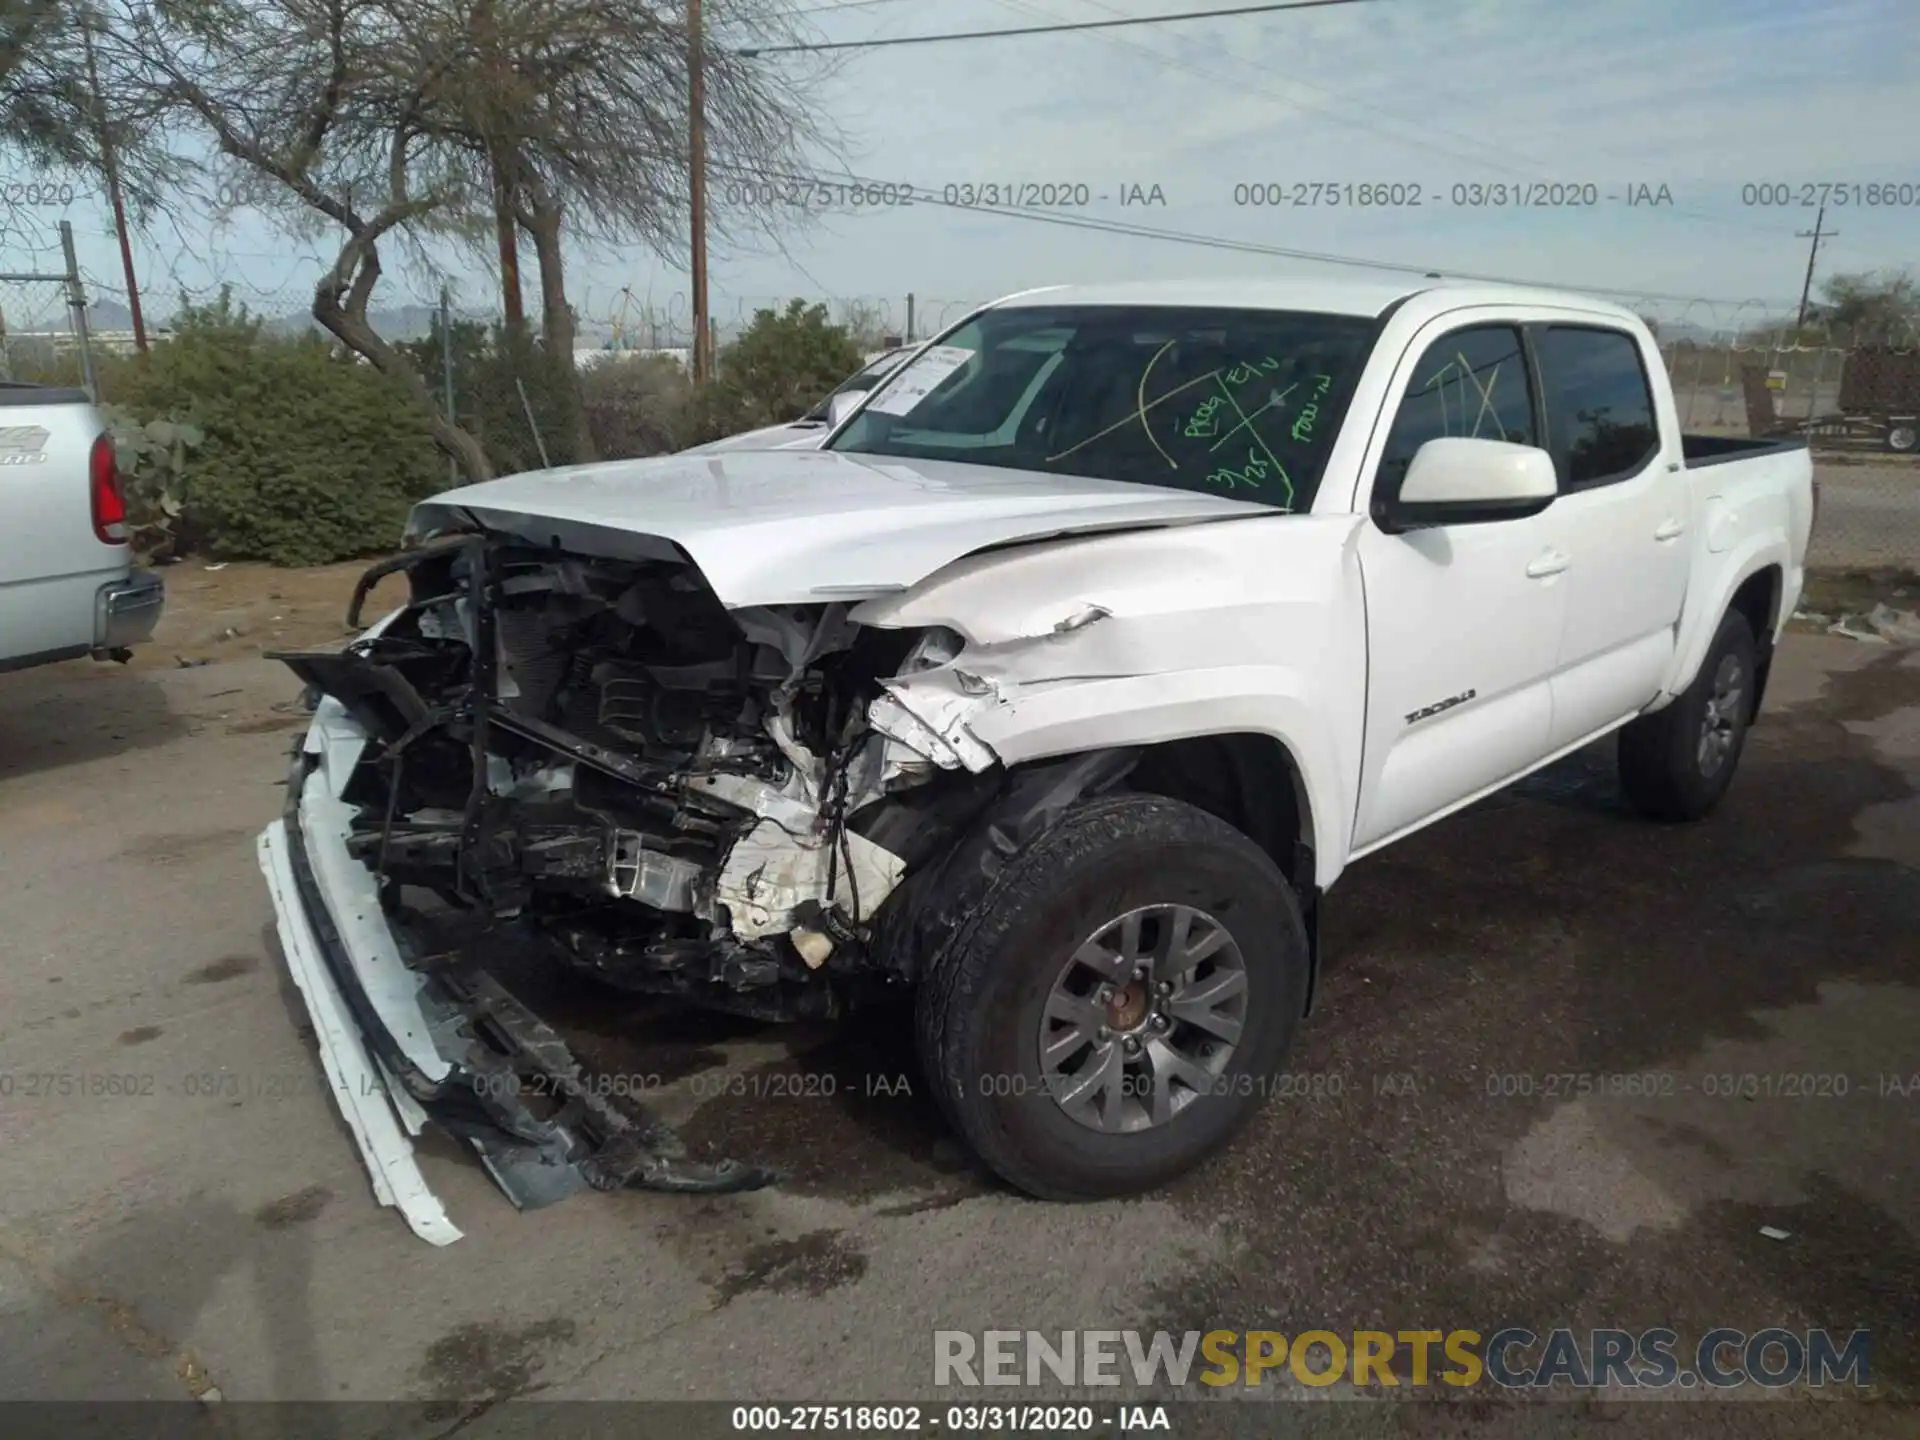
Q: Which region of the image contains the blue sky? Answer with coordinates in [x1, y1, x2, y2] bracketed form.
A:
[24, 0, 1920, 340]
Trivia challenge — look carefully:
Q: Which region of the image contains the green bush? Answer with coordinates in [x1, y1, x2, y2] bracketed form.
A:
[584, 301, 867, 454]
[713, 299, 864, 432]
[401, 319, 586, 476]
[111, 294, 442, 565]
[580, 352, 693, 459]
[99, 406, 203, 563]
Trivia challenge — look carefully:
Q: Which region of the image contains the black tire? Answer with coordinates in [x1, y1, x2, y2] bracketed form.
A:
[1618, 608, 1758, 821]
[913, 792, 1309, 1200]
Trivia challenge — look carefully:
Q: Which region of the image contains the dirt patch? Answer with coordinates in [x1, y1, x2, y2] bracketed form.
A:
[714, 1229, 868, 1307]
[120, 826, 258, 867]
[253, 1185, 333, 1230]
[116, 1025, 163, 1047]
[134, 559, 408, 672]
[225, 715, 308, 735]
[416, 1317, 578, 1403]
[182, 955, 259, 985]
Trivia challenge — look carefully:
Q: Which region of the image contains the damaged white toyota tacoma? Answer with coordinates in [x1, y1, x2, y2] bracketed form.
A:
[257, 278, 1815, 1241]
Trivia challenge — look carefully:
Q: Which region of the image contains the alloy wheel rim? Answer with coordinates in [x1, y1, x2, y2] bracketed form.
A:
[1037, 903, 1248, 1134]
[1697, 652, 1745, 775]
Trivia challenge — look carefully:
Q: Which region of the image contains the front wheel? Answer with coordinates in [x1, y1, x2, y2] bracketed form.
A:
[914, 793, 1309, 1200]
[1618, 609, 1758, 821]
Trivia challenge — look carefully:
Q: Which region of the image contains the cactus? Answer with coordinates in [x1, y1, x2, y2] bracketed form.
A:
[101, 405, 204, 561]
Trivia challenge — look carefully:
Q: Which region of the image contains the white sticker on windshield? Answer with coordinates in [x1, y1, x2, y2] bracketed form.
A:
[865, 345, 975, 416]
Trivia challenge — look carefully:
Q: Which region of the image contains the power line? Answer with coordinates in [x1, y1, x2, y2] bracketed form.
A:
[979, 0, 1792, 240]
[735, 0, 1376, 55]
[780, 0, 922, 16]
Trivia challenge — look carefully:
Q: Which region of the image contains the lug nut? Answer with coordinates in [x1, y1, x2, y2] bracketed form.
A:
[1123, 1036, 1141, 1055]
[1096, 984, 1114, 1003]
[1155, 981, 1172, 997]
[1151, 1014, 1169, 1030]
[1096, 1025, 1111, 1041]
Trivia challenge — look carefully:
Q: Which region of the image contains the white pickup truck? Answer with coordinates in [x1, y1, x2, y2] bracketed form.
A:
[258, 278, 1815, 1241]
[0, 382, 165, 673]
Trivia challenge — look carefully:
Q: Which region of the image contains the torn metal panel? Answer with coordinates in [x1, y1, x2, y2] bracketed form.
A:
[868, 683, 999, 774]
[684, 771, 907, 940]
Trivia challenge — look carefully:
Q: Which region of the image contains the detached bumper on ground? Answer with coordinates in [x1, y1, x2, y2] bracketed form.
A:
[257, 695, 776, 1243]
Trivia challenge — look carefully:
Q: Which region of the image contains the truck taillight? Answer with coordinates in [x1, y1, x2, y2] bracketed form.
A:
[90, 432, 127, 545]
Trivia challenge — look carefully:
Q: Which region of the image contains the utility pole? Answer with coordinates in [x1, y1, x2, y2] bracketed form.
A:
[1794, 202, 1835, 333]
[81, 8, 146, 356]
[688, 0, 712, 383]
[440, 285, 458, 487]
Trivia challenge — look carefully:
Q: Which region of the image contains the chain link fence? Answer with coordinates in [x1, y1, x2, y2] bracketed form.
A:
[1655, 326, 1918, 572]
[0, 221, 97, 393]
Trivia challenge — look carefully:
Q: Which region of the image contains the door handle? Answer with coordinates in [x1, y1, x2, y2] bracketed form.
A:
[1654, 518, 1686, 541]
[1525, 548, 1571, 579]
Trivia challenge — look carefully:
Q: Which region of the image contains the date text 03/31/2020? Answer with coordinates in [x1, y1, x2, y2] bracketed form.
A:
[1230, 181, 1676, 208]
[730, 1405, 1167, 1433]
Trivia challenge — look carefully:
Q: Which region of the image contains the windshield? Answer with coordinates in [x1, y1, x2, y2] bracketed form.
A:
[801, 347, 918, 422]
[826, 305, 1377, 511]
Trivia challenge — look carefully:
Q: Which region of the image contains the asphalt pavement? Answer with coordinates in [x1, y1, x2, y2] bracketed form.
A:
[0, 631, 1914, 1438]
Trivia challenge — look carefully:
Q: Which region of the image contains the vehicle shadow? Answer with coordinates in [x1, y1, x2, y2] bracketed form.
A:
[0, 662, 187, 782]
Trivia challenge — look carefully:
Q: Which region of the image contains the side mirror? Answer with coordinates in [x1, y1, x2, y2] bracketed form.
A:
[825, 389, 863, 429]
[1381, 437, 1557, 532]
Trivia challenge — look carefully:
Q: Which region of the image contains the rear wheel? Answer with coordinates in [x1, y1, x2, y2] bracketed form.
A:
[1886, 419, 1917, 454]
[1618, 609, 1758, 821]
[914, 793, 1309, 1200]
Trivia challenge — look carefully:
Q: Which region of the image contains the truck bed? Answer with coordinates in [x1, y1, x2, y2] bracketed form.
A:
[1682, 432, 1810, 469]
[0, 382, 164, 671]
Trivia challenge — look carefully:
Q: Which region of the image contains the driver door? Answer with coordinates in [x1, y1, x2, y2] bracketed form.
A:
[1350, 318, 1568, 853]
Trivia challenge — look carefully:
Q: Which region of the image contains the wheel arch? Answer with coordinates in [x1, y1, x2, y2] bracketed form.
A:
[1663, 542, 1790, 714]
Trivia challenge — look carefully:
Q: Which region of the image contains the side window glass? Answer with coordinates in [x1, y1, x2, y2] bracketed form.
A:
[1377, 325, 1536, 501]
[1535, 326, 1659, 487]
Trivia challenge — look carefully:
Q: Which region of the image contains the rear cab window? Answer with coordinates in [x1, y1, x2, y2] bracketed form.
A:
[1532, 325, 1661, 488]
[827, 304, 1378, 512]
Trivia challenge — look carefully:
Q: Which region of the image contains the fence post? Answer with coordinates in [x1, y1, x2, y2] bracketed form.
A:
[906, 293, 915, 344]
[59, 221, 99, 400]
[440, 284, 458, 487]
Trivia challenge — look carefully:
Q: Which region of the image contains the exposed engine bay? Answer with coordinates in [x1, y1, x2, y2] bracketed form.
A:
[277, 533, 1003, 1029]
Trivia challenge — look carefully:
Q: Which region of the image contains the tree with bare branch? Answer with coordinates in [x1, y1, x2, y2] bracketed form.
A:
[2, 0, 183, 231]
[94, 0, 835, 480]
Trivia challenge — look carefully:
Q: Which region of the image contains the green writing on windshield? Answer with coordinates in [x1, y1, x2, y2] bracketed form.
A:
[1205, 446, 1292, 497]
[1183, 395, 1226, 439]
[1224, 356, 1282, 387]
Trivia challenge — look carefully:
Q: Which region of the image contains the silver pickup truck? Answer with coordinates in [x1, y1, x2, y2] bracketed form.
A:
[0, 382, 165, 673]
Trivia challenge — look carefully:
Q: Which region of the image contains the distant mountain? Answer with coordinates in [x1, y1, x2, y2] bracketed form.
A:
[86, 299, 135, 331]
[263, 304, 442, 341]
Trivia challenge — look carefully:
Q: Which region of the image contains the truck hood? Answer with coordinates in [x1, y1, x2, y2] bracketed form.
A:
[677, 419, 829, 455]
[406, 449, 1267, 607]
